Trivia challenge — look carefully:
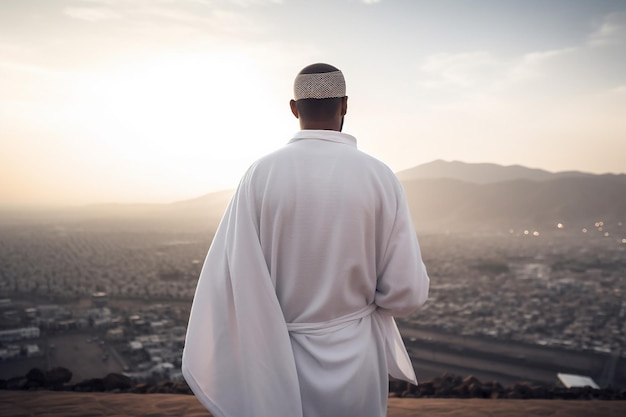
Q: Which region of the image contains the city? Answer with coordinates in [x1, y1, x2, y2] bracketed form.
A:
[0, 218, 624, 388]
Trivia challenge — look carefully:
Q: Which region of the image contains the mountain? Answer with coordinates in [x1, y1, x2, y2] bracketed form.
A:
[396, 160, 596, 184]
[7, 161, 623, 234]
[167, 163, 625, 233]
[73, 190, 235, 232]
[402, 176, 626, 232]
[393, 161, 626, 231]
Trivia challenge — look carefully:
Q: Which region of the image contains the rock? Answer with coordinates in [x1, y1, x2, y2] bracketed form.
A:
[25, 368, 46, 387]
[388, 379, 406, 394]
[508, 381, 533, 399]
[462, 375, 481, 386]
[102, 373, 133, 391]
[73, 378, 105, 392]
[45, 367, 72, 387]
[171, 381, 193, 395]
[5, 376, 28, 390]
[152, 381, 177, 393]
[449, 375, 481, 398]
[431, 373, 462, 397]
[5, 367, 625, 401]
[484, 380, 504, 398]
[467, 382, 486, 398]
[490, 390, 503, 399]
[128, 383, 149, 393]
[507, 381, 551, 399]
[416, 381, 435, 397]
[529, 384, 550, 399]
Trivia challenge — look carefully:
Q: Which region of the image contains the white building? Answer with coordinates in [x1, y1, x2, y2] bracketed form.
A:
[24, 344, 42, 357]
[106, 327, 124, 341]
[0, 327, 40, 342]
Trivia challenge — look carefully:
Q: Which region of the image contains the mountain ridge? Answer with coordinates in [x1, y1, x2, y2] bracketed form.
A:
[395, 159, 624, 184]
[4, 161, 624, 234]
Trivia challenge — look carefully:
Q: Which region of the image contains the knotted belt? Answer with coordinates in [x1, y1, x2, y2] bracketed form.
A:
[287, 303, 417, 384]
[286, 304, 377, 335]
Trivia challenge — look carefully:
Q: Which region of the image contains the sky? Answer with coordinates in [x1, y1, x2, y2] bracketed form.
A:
[1, 0, 625, 206]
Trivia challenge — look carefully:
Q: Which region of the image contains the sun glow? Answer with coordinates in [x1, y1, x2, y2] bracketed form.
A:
[71, 52, 277, 154]
[45, 51, 291, 202]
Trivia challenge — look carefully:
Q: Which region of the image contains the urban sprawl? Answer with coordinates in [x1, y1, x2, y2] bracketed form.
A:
[1, 220, 624, 384]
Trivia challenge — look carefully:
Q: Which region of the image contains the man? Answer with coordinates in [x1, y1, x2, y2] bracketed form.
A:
[182, 63, 429, 417]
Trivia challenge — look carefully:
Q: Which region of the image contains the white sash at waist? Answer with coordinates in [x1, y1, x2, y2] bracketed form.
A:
[286, 304, 417, 385]
[286, 304, 377, 335]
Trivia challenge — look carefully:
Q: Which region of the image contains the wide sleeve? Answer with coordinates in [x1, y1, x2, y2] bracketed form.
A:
[182, 180, 303, 417]
[375, 180, 429, 317]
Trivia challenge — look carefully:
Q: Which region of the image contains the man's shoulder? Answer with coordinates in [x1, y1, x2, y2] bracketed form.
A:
[243, 135, 400, 185]
[244, 145, 291, 172]
[355, 149, 396, 175]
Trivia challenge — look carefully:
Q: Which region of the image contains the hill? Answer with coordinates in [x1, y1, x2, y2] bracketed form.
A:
[403, 175, 626, 232]
[395, 160, 603, 184]
[3, 161, 624, 234]
[165, 161, 626, 233]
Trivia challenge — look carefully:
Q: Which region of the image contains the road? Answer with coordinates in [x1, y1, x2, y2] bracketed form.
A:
[398, 325, 623, 387]
[46, 334, 123, 383]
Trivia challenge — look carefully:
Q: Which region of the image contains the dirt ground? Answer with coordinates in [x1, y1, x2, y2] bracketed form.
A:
[1, 391, 625, 417]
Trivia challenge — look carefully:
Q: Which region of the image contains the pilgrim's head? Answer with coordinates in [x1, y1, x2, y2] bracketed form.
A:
[290, 63, 348, 132]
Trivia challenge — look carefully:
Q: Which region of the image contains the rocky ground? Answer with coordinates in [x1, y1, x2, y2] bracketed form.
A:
[2, 367, 626, 416]
[2, 391, 626, 417]
[2, 367, 625, 401]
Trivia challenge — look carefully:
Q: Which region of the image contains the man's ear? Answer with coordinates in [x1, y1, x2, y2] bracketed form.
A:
[290, 99, 299, 119]
[341, 96, 348, 116]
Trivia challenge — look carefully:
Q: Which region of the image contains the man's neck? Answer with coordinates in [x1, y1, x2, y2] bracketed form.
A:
[299, 120, 341, 131]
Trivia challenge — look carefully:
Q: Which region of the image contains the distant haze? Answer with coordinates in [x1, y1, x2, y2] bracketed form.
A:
[3, 161, 624, 236]
[396, 160, 597, 184]
[1, 1, 625, 206]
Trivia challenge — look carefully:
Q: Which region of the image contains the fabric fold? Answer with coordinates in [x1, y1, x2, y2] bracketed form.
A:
[183, 129, 427, 417]
[287, 304, 417, 384]
[286, 304, 376, 335]
[374, 313, 418, 385]
[182, 193, 304, 417]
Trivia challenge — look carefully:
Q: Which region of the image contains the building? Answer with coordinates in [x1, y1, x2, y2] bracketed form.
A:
[0, 327, 40, 342]
[557, 373, 600, 389]
[91, 292, 108, 308]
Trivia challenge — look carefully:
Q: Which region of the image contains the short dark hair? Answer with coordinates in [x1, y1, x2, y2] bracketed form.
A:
[295, 97, 343, 121]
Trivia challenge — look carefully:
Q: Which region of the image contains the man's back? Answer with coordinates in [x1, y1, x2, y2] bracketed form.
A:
[247, 130, 426, 323]
[182, 63, 429, 417]
[240, 129, 428, 417]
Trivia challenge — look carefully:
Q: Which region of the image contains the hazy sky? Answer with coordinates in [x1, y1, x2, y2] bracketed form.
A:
[1, 0, 625, 206]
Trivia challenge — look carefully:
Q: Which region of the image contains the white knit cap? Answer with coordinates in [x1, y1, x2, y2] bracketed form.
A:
[293, 70, 346, 100]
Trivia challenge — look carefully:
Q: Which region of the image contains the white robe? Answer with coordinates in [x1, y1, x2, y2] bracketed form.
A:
[182, 130, 429, 417]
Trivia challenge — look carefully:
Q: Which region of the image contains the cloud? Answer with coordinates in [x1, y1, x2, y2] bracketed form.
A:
[228, 0, 284, 6]
[504, 12, 625, 95]
[587, 11, 626, 46]
[418, 9, 626, 100]
[419, 51, 507, 89]
[611, 85, 626, 95]
[64, 7, 123, 21]
[143, 6, 217, 24]
[73, 0, 117, 4]
[145, 6, 257, 30]
[506, 47, 578, 84]
[0, 61, 69, 77]
[406, 9, 626, 173]
[63, 1, 268, 39]
[74, 0, 283, 7]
